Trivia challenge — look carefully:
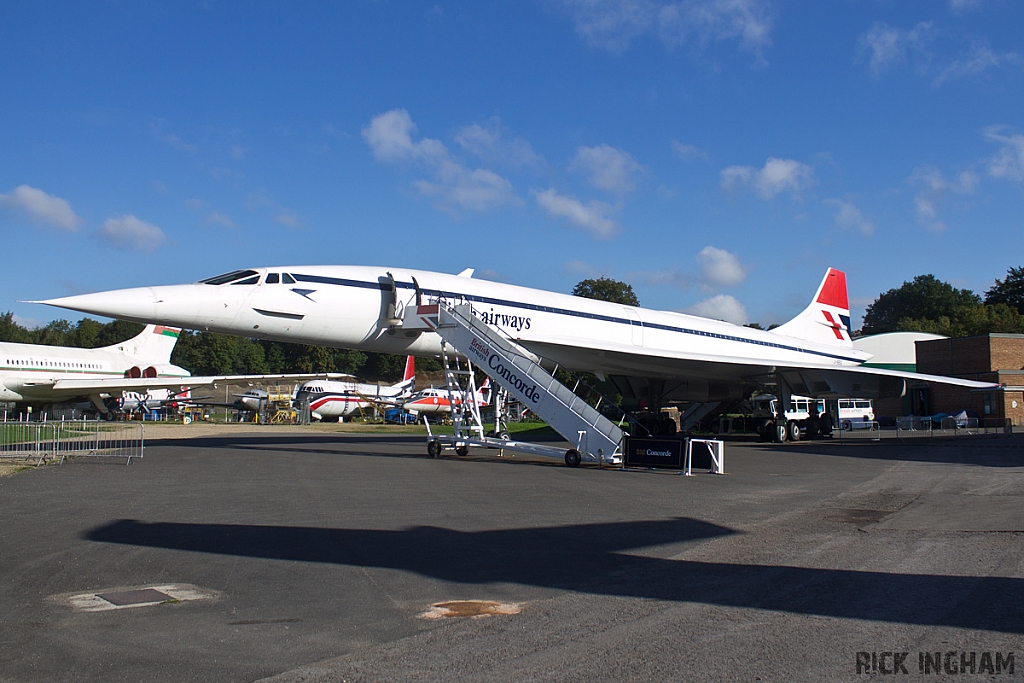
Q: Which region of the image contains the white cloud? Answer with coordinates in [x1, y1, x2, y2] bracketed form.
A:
[629, 267, 694, 289]
[720, 157, 814, 199]
[685, 294, 749, 324]
[908, 165, 978, 232]
[245, 190, 303, 227]
[934, 44, 1002, 86]
[362, 109, 446, 164]
[823, 198, 874, 236]
[569, 144, 644, 195]
[0, 185, 82, 231]
[556, 0, 774, 60]
[275, 211, 300, 228]
[12, 313, 42, 330]
[657, 0, 774, 57]
[535, 188, 619, 239]
[414, 164, 519, 213]
[455, 118, 543, 168]
[364, 109, 520, 213]
[95, 215, 167, 252]
[950, 0, 982, 12]
[697, 245, 746, 287]
[984, 125, 1024, 181]
[150, 120, 197, 153]
[564, 259, 603, 278]
[205, 210, 236, 229]
[671, 139, 707, 160]
[857, 22, 1018, 86]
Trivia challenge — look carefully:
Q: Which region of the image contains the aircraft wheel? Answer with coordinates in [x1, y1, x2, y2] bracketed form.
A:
[456, 445, 469, 457]
[787, 420, 801, 442]
[497, 431, 510, 441]
[427, 440, 442, 458]
[564, 449, 582, 468]
[842, 420, 852, 432]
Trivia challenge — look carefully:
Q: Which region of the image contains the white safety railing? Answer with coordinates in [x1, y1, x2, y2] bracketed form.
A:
[0, 419, 144, 465]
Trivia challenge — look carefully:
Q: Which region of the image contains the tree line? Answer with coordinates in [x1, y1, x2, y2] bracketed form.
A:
[861, 267, 1024, 336]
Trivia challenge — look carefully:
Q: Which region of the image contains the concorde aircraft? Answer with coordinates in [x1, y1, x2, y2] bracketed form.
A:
[33, 266, 997, 426]
[0, 322, 348, 418]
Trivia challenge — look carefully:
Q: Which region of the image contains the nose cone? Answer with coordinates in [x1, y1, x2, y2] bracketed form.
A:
[34, 283, 210, 328]
[36, 287, 162, 322]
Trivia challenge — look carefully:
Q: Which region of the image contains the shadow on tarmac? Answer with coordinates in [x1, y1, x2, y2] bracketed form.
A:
[746, 433, 1024, 467]
[85, 517, 1024, 634]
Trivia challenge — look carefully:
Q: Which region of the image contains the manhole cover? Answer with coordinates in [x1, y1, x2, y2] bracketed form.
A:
[421, 600, 522, 619]
[54, 584, 221, 612]
[96, 588, 172, 606]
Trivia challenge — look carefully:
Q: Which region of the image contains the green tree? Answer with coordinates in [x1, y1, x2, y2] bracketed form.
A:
[572, 277, 639, 306]
[897, 303, 1024, 337]
[34, 319, 73, 347]
[862, 274, 982, 335]
[985, 266, 1024, 315]
[70, 318, 104, 348]
[0, 312, 32, 343]
[95, 320, 145, 347]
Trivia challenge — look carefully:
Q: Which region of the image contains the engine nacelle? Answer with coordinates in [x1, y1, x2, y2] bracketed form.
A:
[124, 364, 190, 379]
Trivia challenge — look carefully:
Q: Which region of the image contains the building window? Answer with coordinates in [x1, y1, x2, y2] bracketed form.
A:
[983, 393, 996, 416]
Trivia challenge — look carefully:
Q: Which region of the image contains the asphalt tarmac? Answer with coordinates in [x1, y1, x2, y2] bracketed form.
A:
[1, 430, 1022, 682]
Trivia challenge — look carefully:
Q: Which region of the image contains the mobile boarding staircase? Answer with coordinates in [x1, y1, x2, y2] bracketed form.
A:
[405, 303, 626, 467]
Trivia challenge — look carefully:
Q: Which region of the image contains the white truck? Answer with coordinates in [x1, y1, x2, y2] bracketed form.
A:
[751, 394, 874, 441]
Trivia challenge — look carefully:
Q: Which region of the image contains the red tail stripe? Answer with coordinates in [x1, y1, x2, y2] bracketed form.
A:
[816, 269, 849, 310]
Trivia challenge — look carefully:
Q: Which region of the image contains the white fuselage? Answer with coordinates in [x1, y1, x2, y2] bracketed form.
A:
[296, 379, 410, 419]
[38, 265, 872, 402]
[0, 340, 188, 403]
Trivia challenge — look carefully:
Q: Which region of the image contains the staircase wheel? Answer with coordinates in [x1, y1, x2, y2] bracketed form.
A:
[455, 445, 469, 457]
[564, 449, 582, 468]
[427, 440, 442, 458]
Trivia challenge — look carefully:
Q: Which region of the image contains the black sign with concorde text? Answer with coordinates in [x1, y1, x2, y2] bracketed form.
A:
[624, 437, 684, 469]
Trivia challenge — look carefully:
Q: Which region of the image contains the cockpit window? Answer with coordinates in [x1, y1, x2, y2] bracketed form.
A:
[266, 273, 280, 284]
[232, 275, 260, 285]
[200, 269, 259, 285]
[282, 273, 296, 284]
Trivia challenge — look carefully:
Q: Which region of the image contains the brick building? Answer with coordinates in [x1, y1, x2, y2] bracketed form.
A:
[913, 334, 1024, 426]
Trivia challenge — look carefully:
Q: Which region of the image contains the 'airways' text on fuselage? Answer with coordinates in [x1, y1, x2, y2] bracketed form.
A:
[475, 308, 531, 332]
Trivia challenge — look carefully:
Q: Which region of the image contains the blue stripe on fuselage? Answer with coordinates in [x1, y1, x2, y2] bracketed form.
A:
[290, 273, 862, 364]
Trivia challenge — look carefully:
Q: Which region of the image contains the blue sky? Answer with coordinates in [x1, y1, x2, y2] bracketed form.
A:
[2, 0, 1022, 331]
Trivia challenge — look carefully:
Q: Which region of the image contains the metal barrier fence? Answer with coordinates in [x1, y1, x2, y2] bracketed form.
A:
[895, 416, 1013, 440]
[0, 420, 144, 465]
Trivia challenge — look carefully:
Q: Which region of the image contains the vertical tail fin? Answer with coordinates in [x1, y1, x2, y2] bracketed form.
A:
[99, 324, 182, 363]
[393, 355, 416, 394]
[770, 268, 853, 347]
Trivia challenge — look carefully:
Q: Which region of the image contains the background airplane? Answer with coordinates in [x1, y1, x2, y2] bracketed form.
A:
[295, 356, 415, 421]
[35, 265, 997, 418]
[0, 323, 349, 418]
[403, 379, 491, 417]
